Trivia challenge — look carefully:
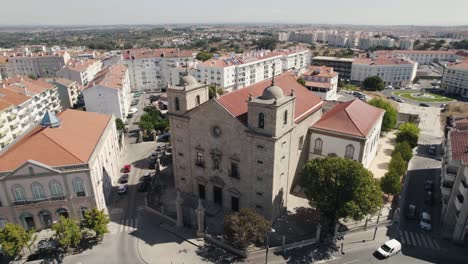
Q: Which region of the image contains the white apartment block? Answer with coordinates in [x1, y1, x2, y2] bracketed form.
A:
[0, 51, 71, 78]
[82, 64, 131, 121]
[442, 60, 468, 98]
[121, 49, 195, 92]
[441, 117, 468, 243]
[351, 57, 418, 87]
[302, 66, 339, 100]
[398, 39, 414, 50]
[375, 50, 461, 65]
[0, 110, 120, 230]
[358, 37, 395, 50]
[50, 78, 83, 109]
[0, 77, 62, 151]
[56, 59, 102, 86]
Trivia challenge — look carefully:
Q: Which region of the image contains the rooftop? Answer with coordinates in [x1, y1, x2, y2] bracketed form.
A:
[447, 60, 468, 70]
[312, 99, 385, 138]
[1, 77, 55, 95]
[0, 109, 112, 172]
[0, 87, 31, 106]
[122, 48, 194, 60]
[354, 56, 413, 66]
[63, 59, 101, 72]
[88, 64, 127, 90]
[303, 66, 338, 78]
[312, 56, 354, 62]
[450, 130, 468, 164]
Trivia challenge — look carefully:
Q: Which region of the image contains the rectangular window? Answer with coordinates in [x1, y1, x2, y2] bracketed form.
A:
[314, 138, 323, 155]
[256, 205, 263, 209]
[257, 160, 263, 164]
[257, 177, 263, 182]
[257, 144, 264, 149]
[230, 162, 239, 179]
[298, 136, 304, 150]
[195, 152, 204, 167]
[256, 192, 263, 196]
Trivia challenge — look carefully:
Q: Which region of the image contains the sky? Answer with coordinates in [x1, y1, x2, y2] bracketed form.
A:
[1, 0, 467, 26]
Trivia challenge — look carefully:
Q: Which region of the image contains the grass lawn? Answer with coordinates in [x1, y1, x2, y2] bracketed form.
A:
[393, 91, 454, 102]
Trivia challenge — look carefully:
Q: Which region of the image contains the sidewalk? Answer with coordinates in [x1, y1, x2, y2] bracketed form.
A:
[337, 226, 391, 254]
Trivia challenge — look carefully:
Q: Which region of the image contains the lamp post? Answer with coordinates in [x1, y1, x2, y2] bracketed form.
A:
[265, 228, 275, 264]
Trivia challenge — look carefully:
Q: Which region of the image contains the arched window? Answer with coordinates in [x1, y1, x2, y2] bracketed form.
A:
[31, 182, 45, 200]
[175, 97, 180, 111]
[195, 95, 201, 106]
[12, 185, 25, 201]
[345, 144, 355, 159]
[73, 178, 86, 197]
[314, 138, 323, 155]
[258, 113, 265, 129]
[283, 110, 288, 125]
[49, 180, 63, 197]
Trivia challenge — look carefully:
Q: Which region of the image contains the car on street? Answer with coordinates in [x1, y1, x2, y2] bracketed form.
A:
[405, 204, 417, 219]
[117, 184, 128, 195]
[419, 103, 430, 107]
[428, 145, 437, 155]
[123, 164, 131, 173]
[390, 96, 404, 103]
[420, 211, 432, 231]
[131, 100, 139, 106]
[376, 239, 401, 258]
[126, 113, 134, 118]
[425, 180, 434, 191]
[119, 174, 129, 184]
[137, 181, 149, 192]
[128, 107, 138, 114]
[425, 191, 433, 205]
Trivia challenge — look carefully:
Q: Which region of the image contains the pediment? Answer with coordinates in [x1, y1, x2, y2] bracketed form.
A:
[6, 160, 61, 178]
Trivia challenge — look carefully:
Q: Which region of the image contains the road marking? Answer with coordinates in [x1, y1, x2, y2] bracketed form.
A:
[426, 235, 435, 249]
[409, 232, 417, 246]
[418, 233, 429, 248]
[342, 260, 360, 264]
[433, 239, 441, 250]
[399, 231, 405, 243]
[404, 231, 412, 245]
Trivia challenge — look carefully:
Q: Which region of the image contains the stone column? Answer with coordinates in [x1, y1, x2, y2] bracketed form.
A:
[152, 130, 157, 142]
[195, 199, 205, 237]
[138, 130, 143, 143]
[315, 223, 322, 241]
[333, 222, 340, 240]
[176, 191, 183, 228]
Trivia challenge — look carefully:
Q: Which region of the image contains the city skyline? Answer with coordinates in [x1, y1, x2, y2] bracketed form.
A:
[1, 0, 468, 26]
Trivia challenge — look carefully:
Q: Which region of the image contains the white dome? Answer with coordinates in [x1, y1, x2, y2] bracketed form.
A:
[260, 85, 284, 100]
[179, 75, 199, 86]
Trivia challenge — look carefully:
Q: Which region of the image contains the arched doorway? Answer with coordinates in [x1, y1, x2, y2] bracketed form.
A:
[57, 208, 69, 219]
[39, 210, 52, 229]
[19, 212, 35, 230]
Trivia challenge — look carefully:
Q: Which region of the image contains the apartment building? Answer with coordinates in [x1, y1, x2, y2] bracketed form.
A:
[121, 49, 195, 92]
[0, 77, 62, 151]
[375, 50, 461, 65]
[82, 64, 131, 121]
[50, 78, 84, 109]
[56, 59, 103, 86]
[301, 66, 339, 100]
[311, 56, 354, 80]
[441, 60, 468, 98]
[351, 56, 418, 87]
[358, 37, 395, 50]
[0, 51, 71, 78]
[398, 39, 414, 50]
[441, 117, 468, 243]
[0, 110, 120, 230]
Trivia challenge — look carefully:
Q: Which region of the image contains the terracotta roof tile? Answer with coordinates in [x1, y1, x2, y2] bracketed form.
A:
[312, 99, 384, 137]
[0, 88, 31, 106]
[88, 64, 127, 90]
[303, 66, 338, 78]
[450, 130, 468, 164]
[1, 77, 55, 95]
[217, 72, 322, 125]
[0, 109, 112, 171]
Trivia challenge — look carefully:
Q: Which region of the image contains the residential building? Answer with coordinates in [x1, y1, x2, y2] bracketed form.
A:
[311, 56, 354, 80]
[351, 56, 418, 87]
[441, 60, 468, 98]
[82, 64, 131, 121]
[309, 99, 384, 168]
[358, 37, 395, 50]
[50, 78, 84, 109]
[275, 32, 289, 42]
[375, 50, 461, 65]
[398, 39, 414, 50]
[167, 72, 323, 219]
[0, 51, 71, 78]
[0, 110, 120, 230]
[441, 116, 468, 243]
[302, 66, 339, 100]
[56, 59, 103, 86]
[121, 49, 195, 92]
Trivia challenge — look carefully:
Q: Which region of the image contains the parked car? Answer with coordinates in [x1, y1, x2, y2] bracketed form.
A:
[425, 180, 434, 191]
[419, 211, 432, 231]
[419, 103, 430, 107]
[127, 113, 134, 119]
[128, 107, 138, 114]
[118, 184, 128, 195]
[428, 145, 436, 155]
[140, 172, 151, 182]
[119, 174, 129, 184]
[148, 160, 156, 169]
[131, 100, 139, 106]
[137, 181, 149, 192]
[123, 164, 131, 173]
[405, 204, 417, 219]
[376, 239, 401, 258]
[425, 191, 434, 205]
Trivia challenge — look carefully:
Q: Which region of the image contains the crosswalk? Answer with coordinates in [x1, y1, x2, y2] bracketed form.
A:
[399, 230, 441, 250]
[109, 217, 139, 234]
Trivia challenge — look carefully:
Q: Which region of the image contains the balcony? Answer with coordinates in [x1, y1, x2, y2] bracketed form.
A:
[442, 180, 454, 198]
[445, 171, 457, 183]
[7, 115, 16, 121]
[9, 124, 18, 131]
[455, 194, 464, 211]
[0, 131, 6, 139]
[12, 195, 66, 206]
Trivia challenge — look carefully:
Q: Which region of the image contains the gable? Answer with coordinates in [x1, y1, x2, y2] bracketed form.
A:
[7, 160, 60, 178]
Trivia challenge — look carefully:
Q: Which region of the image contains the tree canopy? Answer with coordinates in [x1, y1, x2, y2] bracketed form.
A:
[392, 141, 413, 163]
[380, 170, 402, 196]
[52, 216, 82, 250]
[389, 152, 407, 176]
[368, 98, 397, 132]
[82, 208, 110, 239]
[297, 77, 306, 86]
[363, 76, 385, 91]
[254, 38, 278, 50]
[396, 122, 420, 148]
[139, 106, 169, 134]
[0, 223, 34, 258]
[195, 51, 213, 62]
[208, 84, 225, 99]
[115, 118, 125, 131]
[224, 208, 271, 249]
[300, 157, 383, 229]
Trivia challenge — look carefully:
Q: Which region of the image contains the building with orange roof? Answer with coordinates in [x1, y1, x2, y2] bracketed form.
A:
[1, 51, 70, 78]
[0, 109, 120, 231]
[56, 59, 102, 86]
[302, 66, 339, 100]
[442, 60, 468, 98]
[374, 50, 462, 65]
[82, 64, 131, 121]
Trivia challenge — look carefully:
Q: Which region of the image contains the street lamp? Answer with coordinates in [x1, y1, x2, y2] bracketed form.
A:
[265, 228, 275, 264]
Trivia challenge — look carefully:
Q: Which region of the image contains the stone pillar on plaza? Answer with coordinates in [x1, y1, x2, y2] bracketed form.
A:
[195, 199, 205, 237]
[138, 130, 143, 143]
[176, 191, 184, 228]
[152, 130, 157, 142]
[315, 223, 322, 241]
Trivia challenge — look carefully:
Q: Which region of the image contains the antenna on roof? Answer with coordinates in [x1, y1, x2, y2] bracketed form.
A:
[271, 63, 276, 86]
[185, 58, 189, 76]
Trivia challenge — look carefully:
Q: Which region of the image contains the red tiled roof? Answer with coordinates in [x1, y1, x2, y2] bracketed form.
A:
[0, 109, 112, 171]
[450, 130, 468, 164]
[122, 48, 194, 60]
[312, 99, 385, 137]
[216, 72, 322, 125]
[303, 66, 338, 78]
[305, 81, 333, 89]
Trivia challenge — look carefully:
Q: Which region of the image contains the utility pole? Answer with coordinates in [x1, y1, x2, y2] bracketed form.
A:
[373, 205, 384, 240]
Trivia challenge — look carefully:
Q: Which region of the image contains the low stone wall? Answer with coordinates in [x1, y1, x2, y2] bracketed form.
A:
[144, 205, 176, 225]
[204, 234, 247, 258]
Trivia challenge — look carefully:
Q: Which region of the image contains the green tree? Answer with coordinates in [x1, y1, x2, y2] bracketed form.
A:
[363, 76, 385, 91]
[297, 77, 306, 86]
[380, 170, 402, 197]
[208, 84, 224, 99]
[0, 223, 34, 258]
[115, 118, 125, 131]
[82, 208, 110, 240]
[255, 38, 278, 50]
[195, 51, 213, 62]
[392, 141, 413, 162]
[396, 122, 420, 148]
[300, 157, 383, 233]
[389, 152, 407, 176]
[368, 98, 397, 132]
[52, 216, 82, 251]
[27, 74, 37, 80]
[138, 107, 170, 134]
[224, 208, 271, 249]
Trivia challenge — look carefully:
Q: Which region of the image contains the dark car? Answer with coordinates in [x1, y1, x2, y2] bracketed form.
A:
[428, 145, 436, 155]
[148, 160, 156, 169]
[425, 191, 433, 205]
[419, 103, 430, 107]
[405, 204, 417, 219]
[119, 174, 129, 184]
[425, 180, 434, 191]
[127, 113, 134, 118]
[137, 181, 149, 192]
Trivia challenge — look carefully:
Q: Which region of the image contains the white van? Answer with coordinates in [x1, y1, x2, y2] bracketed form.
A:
[376, 239, 401, 258]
